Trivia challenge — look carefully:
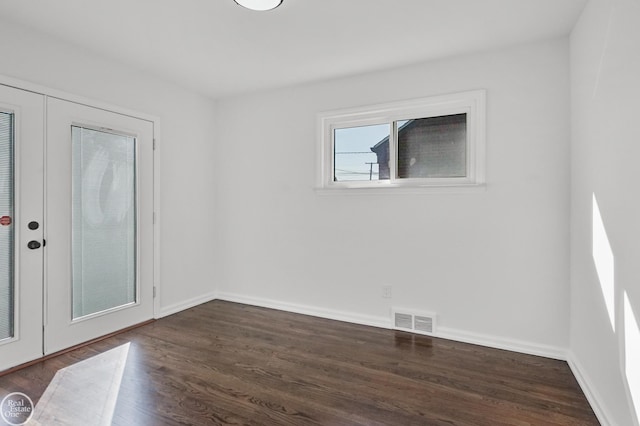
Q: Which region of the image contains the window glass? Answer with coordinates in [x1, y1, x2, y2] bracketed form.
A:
[72, 126, 137, 319]
[0, 112, 14, 340]
[334, 124, 389, 182]
[396, 114, 467, 179]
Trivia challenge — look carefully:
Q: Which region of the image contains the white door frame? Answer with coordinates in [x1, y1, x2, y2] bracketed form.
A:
[0, 74, 160, 365]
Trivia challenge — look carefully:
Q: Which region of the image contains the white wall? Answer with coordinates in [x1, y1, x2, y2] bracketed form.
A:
[0, 20, 218, 316]
[215, 39, 571, 356]
[570, 0, 640, 424]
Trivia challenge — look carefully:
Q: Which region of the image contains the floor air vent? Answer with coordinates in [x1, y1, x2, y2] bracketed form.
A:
[392, 309, 436, 336]
[394, 312, 413, 330]
[414, 315, 434, 334]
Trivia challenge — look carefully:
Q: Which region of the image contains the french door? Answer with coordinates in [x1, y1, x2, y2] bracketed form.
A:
[0, 85, 45, 371]
[45, 98, 154, 354]
[0, 85, 154, 370]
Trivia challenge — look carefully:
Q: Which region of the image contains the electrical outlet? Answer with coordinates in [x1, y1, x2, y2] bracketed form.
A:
[382, 285, 392, 299]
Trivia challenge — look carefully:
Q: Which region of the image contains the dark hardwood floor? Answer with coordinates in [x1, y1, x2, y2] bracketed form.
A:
[0, 301, 598, 425]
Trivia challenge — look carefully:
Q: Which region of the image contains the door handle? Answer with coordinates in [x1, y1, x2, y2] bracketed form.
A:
[27, 240, 42, 250]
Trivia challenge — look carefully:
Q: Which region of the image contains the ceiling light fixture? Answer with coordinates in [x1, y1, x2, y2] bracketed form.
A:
[234, 0, 282, 11]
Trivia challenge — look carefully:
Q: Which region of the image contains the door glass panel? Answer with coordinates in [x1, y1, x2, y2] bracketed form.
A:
[72, 126, 137, 319]
[0, 112, 14, 340]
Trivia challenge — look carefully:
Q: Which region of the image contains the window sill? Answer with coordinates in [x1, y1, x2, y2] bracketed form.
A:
[314, 183, 487, 196]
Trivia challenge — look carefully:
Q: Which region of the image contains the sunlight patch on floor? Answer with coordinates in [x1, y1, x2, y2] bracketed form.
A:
[30, 343, 130, 426]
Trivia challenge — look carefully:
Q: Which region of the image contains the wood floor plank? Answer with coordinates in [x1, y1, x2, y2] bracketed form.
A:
[0, 301, 599, 425]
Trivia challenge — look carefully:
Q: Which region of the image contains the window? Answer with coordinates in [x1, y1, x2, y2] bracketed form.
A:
[317, 90, 486, 191]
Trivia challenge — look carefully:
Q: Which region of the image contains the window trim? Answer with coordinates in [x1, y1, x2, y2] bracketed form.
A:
[317, 90, 486, 192]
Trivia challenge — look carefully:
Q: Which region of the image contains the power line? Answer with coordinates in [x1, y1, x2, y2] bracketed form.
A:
[335, 169, 376, 175]
[335, 151, 374, 155]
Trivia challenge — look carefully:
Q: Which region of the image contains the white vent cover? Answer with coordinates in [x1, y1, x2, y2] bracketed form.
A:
[392, 308, 437, 336]
[414, 315, 434, 334]
[394, 313, 413, 330]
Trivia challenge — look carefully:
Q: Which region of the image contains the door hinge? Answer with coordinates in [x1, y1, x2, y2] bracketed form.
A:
[153, 286, 157, 298]
[153, 212, 156, 224]
[153, 139, 157, 150]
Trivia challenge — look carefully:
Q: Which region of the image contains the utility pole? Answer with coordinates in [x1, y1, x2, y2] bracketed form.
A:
[365, 162, 376, 180]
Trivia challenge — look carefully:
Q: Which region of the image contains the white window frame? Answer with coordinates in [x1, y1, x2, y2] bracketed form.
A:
[317, 90, 486, 193]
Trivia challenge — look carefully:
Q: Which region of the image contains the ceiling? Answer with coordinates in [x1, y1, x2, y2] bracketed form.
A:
[0, 0, 587, 99]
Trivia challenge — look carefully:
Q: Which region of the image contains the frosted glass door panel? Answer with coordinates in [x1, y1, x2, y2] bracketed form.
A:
[0, 112, 14, 340]
[72, 126, 137, 319]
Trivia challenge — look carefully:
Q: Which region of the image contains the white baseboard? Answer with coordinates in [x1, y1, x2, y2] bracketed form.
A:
[215, 292, 566, 360]
[215, 292, 390, 329]
[436, 326, 568, 360]
[567, 352, 615, 426]
[156, 291, 218, 318]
